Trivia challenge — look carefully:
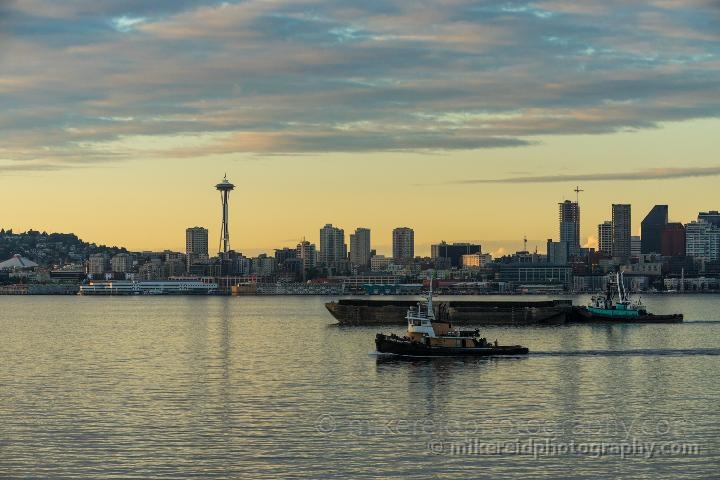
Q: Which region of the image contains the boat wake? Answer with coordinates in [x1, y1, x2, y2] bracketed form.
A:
[532, 348, 720, 357]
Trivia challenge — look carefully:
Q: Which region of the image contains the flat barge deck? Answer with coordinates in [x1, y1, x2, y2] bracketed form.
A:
[326, 298, 573, 326]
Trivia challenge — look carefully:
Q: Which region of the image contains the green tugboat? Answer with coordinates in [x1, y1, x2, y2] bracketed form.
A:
[576, 273, 683, 323]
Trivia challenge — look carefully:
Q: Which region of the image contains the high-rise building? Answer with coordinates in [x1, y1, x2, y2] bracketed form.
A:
[392, 227, 415, 263]
[296, 240, 317, 270]
[698, 211, 720, 228]
[186, 227, 209, 256]
[431, 241, 481, 268]
[612, 204, 631, 259]
[640, 205, 668, 254]
[685, 220, 720, 261]
[319, 224, 346, 267]
[349, 227, 371, 269]
[661, 223, 685, 257]
[598, 221, 613, 255]
[185, 226, 209, 271]
[558, 200, 580, 256]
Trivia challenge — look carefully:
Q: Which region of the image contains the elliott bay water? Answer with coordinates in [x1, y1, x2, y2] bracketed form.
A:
[1, 294, 719, 479]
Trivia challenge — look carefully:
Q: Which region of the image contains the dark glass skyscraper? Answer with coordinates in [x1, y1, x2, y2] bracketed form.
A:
[612, 204, 631, 259]
[641, 205, 668, 254]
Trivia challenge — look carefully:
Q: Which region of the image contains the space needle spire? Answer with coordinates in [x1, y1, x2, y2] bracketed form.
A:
[215, 174, 235, 255]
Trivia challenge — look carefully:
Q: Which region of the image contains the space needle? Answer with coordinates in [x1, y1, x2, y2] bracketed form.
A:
[216, 174, 235, 255]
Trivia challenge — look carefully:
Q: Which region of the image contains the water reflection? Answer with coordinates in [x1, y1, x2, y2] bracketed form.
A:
[0, 296, 718, 479]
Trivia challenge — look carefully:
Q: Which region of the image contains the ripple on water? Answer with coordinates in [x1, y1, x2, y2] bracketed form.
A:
[0, 295, 718, 479]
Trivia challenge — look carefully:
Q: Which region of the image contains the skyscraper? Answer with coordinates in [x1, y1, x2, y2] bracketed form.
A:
[296, 240, 317, 270]
[349, 227, 371, 269]
[186, 227, 209, 256]
[186, 226, 209, 271]
[392, 227, 415, 263]
[319, 224, 346, 267]
[598, 221, 613, 255]
[640, 205, 668, 254]
[685, 220, 720, 261]
[612, 204, 631, 259]
[558, 200, 580, 256]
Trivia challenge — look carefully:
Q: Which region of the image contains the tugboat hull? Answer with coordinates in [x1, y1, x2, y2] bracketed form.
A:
[375, 334, 529, 357]
[573, 307, 683, 323]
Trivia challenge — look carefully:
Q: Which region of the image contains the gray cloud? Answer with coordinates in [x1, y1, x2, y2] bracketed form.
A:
[447, 166, 720, 184]
[0, 0, 718, 165]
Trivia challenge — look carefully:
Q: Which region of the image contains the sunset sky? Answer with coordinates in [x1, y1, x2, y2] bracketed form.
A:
[1, 1, 719, 257]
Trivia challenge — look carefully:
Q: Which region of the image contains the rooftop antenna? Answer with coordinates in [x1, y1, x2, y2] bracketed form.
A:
[574, 185, 584, 204]
[523, 235, 528, 252]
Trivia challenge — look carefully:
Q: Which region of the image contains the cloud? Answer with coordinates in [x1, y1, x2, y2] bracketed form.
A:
[446, 166, 720, 184]
[111, 16, 146, 33]
[0, 0, 718, 167]
[583, 235, 598, 249]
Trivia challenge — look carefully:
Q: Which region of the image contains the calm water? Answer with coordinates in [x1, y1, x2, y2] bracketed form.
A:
[1, 294, 719, 479]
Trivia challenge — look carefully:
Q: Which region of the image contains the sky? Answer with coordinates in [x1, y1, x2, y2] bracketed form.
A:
[1, 0, 719, 257]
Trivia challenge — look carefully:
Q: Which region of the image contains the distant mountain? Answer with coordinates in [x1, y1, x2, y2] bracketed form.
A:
[0, 228, 129, 267]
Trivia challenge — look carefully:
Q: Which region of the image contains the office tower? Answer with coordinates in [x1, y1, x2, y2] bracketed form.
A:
[431, 241, 481, 268]
[319, 224, 346, 267]
[558, 200, 580, 256]
[186, 226, 209, 272]
[661, 223, 686, 257]
[392, 227, 415, 262]
[685, 220, 720, 261]
[698, 210, 720, 228]
[349, 227, 371, 268]
[215, 175, 235, 254]
[612, 204, 631, 259]
[296, 240, 317, 270]
[598, 221, 613, 255]
[640, 205, 668, 254]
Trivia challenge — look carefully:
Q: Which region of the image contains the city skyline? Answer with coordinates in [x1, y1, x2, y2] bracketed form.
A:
[0, 1, 718, 256]
[1, 174, 719, 258]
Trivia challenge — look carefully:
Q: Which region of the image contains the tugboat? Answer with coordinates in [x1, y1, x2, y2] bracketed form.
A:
[575, 272, 683, 323]
[374, 281, 529, 357]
